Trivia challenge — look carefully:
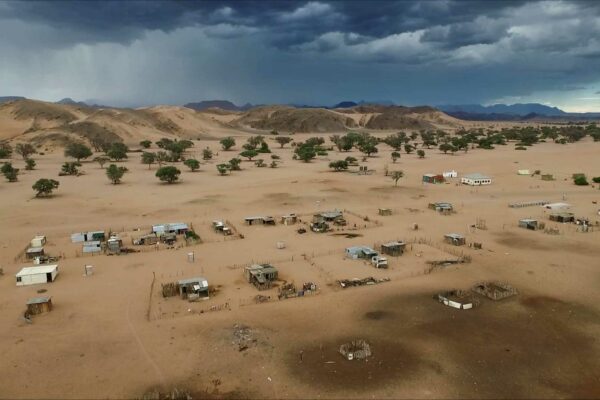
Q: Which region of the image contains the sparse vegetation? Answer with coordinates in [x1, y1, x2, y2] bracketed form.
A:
[240, 150, 259, 160]
[60, 162, 81, 176]
[139, 140, 152, 149]
[141, 152, 156, 169]
[202, 147, 213, 160]
[32, 178, 59, 197]
[391, 170, 404, 186]
[107, 142, 128, 161]
[15, 143, 36, 159]
[229, 157, 242, 170]
[573, 174, 589, 186]
[0, 142, 12, 159]
[216, 164, 230, 175]
[329, 160, 349, 171]
[184, 158, 200, 171]
[220, 137, 235, 151]
[1, 162, 19, 182]
[155, 166, 181, 183]
[391, 151, 400, 163]
[106, 164, 128, 184]
[275, 136, 292, 148]
[65, 142, 93, 161]
[25, 158, 36, 170]
[417, 149, 425, 158]
[94, 156, 110, 168]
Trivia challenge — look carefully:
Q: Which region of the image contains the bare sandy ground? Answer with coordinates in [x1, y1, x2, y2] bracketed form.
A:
[0, 137, 599, 399]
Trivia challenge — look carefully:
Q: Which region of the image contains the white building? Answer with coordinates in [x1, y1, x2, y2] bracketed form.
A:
[443, 170, 458, 178]
[16, 265, 59, 286]
[461, 173, 492, 186]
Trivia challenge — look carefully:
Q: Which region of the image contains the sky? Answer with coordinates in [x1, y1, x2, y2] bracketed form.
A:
[1, 0, 600, 111]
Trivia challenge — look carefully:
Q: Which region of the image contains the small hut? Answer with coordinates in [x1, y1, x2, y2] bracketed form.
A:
[444, 233, 466, 246]
[245, 264, 278, 290]
[549, 212, 575, 223]
[280, 214, 298, 225]
[518, 218, 540, 230]
[26, 247, 45, 260]
[30, 235, 47, 248]
[422, 174, 445, 184]
[26, 296, 53, 315]
[541, 174, 554, 181]
[177, 277, 209, 300]
[380, 241, 405, 256]
[429, 202, 453, 213]
[378, 208, 392, 216]
[106, 236, 122, 255]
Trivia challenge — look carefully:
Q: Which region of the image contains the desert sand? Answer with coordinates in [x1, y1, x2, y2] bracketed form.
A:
[1, 130, 600, 399]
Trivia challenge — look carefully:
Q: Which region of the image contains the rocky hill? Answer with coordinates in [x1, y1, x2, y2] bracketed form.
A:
[0, 98, 463, 148]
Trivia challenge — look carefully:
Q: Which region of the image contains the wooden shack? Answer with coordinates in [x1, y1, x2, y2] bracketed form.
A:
[177, 277, 209, 300]
[280, 214, 298, 225]
[549, 212, 575, 223]
[380, 241, 406, 256]
[378, 208, 392, 216]
[26, 296, 53, 315]
[26, 246, 45, 260]
[244, 264, 278, 290]
[518, 218, 540, 230]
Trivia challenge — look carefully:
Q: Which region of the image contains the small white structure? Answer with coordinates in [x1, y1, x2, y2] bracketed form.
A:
[83, 241, 102, 254]
[517, 169, 531, 175]
[16, 265, 59, 286]
[461, 173, 492, 186]
[71, 231, 105, 243]
[152, 223, 189, 235]
[442, 170, 458, 178]
[30, 235, 47, 248]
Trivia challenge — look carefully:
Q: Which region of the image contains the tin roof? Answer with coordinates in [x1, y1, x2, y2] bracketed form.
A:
[178, 277, 208, 288]
[26, 247, 44, 253]
[444, 233, 464, 239]
[16, 265, 58, 277]
[462, 173, 491, 180]
[27, 296, 51, 305]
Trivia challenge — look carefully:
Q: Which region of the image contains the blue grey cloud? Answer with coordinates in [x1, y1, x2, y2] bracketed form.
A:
[1, 0, 600, 110]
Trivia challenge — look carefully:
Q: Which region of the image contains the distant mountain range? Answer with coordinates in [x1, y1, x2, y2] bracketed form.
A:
[0, 96, 26, 104]
[184, 100, 254, 111]
[438, 103, 567, 116]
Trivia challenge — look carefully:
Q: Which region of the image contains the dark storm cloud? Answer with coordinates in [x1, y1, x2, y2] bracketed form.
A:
[1, 0, 600, 110]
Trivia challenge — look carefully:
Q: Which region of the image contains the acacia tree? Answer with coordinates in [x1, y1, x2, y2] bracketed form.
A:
[391, 151, 401, 163]
[417, 149, 425, 159]
[275, 136, 292, 148]
[32, 179, 59, 197]
[139, 140, 152, 149]
[156, 166, 181, 183]
[391, 170, 404, 186]
[329, 160, 349, 171]
[1, 162, 19, 182]
[106, 164, 128, 184]
[107, 142, 128, 161]
[0, 142, 13, 158]
[220, 137, 235, 151]
[156, 151, 170, 166]
[94, 156, 110, 168]
[240, 150, 259, 160]
[184, 158, 200, 171]
[216, 164, 230, 175]
[25, 158, 36, 170]
[141, 152, 156, 169]
[229, 158, 242, 171]
[202, 147, 213, 160]
[65, 142, 93, 161]
[15, 143, 35, 159]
